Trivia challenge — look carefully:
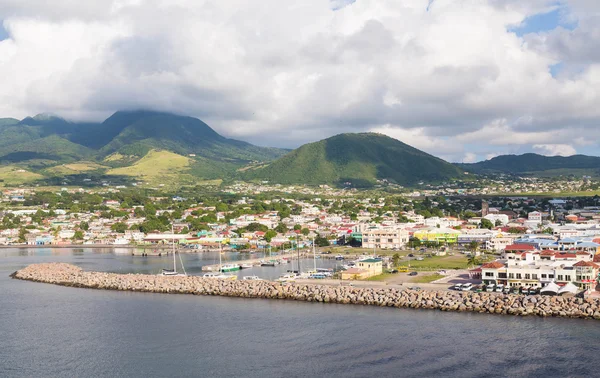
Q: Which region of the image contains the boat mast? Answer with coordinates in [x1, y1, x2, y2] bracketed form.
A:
[219, 241, 222, 272]
[172, 224, 176, 273]
[313, 236, 316, 272]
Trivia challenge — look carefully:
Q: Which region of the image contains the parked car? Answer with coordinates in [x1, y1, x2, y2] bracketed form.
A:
[408, 271, 418, 276]
[409, 286, 422, 291]
[408, 254, 414, 258]
[503, 286, 511, 294]
[387, 269, 399, 274]
[452, 283, 464, 291]
[461, 283, 473, 291]
[416, 257, 424, 261]
[495, 284, 504, 293]
[486, 284, 495, 292]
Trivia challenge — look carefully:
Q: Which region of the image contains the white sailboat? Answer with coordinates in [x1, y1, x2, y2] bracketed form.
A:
[204, 241, 237, 280]
[161, 226, 187, 277]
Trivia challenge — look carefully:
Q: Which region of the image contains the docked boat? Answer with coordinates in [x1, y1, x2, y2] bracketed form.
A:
[240, 263, 253, 269]
[260, 260, 279, 267]
[221, 264, 241, 272]
[203, 272, 237, 280]
[161, 226, 187, 277]
[335, 255, 344, 260]
[277, 273, 297, 282]
[242, 275, 262, 281]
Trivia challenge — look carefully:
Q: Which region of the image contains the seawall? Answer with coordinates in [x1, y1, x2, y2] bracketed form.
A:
[11, 263, 600, 320]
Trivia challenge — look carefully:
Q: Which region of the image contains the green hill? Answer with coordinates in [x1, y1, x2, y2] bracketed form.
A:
[0, 110, 287, 186]
[97, 111, 285, 161]
[244, 133, 464, 186]
[459, 153, 600, 177]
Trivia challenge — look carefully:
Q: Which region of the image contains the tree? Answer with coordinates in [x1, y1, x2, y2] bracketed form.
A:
[111, 222, 128, 233]
[480, 218, 494, 230]
[293, 224, 302, 231]
[392, 253, 400, 267]
[275, 223, 288, 233]
[245, 222, 268, 232]
[468, 241, 479, 252]
[264, 230, 277, 242]
[301, 228, 310, 236]
[467, 255, 480, 268]
[79, 221, 89, 231]
[315, 235, 330, 247]
[73, 230, 84, 240]
[18, 227, 28, 243]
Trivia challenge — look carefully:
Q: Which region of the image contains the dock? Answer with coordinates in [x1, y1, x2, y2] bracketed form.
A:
[201, 253, 304, 271]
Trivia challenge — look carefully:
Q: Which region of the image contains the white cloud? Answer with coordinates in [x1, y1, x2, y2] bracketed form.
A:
[533, 144, 577, 156]
[0, 0, 598, 158]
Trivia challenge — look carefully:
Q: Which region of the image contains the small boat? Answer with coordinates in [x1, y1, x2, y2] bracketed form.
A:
[335, 255, 344, 260]
[240, 263, 253, 269]
[203, 272, 237, 280]
[277, 273, 297, 282]
[242, 275, 262, 281]
[221, 264, 241, 272]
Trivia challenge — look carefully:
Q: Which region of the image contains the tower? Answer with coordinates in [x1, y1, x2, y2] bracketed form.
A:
[481, 201, 489, 217]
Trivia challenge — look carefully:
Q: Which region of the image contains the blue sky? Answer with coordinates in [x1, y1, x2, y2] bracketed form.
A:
[0, 21, 8, 41]
[510, 6, 576, 37]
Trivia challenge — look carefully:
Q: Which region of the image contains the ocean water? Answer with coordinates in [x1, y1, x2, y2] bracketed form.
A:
[1, 248, 598, 378]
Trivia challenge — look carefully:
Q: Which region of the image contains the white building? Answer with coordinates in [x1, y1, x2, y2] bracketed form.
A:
[362, 228, 410, 250]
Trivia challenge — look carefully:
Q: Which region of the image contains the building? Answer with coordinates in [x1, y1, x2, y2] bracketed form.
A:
[480, 251, 598, 292]
[362, 228, 409, 249]
[341, 259, 383, 280]
[413, 227, 460, 244]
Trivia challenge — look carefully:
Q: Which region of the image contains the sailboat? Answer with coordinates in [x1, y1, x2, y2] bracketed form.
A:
[161, 226, 187, 277]
[204, 241, 237, 280]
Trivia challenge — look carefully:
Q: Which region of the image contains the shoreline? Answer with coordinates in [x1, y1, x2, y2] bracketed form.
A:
[11, 263, 600, 320]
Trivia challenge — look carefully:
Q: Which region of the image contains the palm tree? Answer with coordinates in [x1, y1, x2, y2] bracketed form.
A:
[467, 255, 479, 269]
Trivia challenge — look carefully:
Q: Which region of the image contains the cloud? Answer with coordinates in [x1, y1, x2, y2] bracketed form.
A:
[533, 144, 577, 156]
[0, 0, 599, 157]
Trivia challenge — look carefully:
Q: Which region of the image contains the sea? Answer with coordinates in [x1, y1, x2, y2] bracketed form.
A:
[1, 247, 599, 378]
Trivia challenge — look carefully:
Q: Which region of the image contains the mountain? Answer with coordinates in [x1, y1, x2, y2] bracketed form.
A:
[95, 110, 284, 161]
[244, 133, 465, 186]
[0, 110, 288, 187]
[459, 153, 600, 177]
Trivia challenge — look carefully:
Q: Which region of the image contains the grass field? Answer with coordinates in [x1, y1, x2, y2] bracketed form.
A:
[410, 274, 445, 283]
[366, 272, 395, 281]
[106, 149, 198, 187]
[45, 161, 108, 175]
[0, 166, 44, 186]
[401, 255, 470, 270]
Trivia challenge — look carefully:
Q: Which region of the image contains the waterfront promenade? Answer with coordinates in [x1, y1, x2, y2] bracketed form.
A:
[12, 263, 600, 320]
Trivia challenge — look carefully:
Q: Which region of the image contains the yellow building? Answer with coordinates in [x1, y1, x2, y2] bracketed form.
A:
[341, 259, 383, 280]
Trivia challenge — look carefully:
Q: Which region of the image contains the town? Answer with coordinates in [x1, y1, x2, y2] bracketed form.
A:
[2, 178, 600, 296]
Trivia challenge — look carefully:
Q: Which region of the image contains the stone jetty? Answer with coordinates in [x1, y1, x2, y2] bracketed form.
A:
[11, 263, 600, 320]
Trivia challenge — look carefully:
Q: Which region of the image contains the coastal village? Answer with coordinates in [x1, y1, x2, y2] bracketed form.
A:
[3, 179, 600, 296]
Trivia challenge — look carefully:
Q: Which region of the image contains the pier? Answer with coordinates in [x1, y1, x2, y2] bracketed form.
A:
[11, 263, 600, 320]
[201, 252, 304, 271]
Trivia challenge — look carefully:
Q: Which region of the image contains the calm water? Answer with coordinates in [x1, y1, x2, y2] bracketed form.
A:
[1, 248, 599, 378]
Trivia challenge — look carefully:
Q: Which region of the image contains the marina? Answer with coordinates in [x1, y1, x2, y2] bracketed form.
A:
[3, 247, 600, 378]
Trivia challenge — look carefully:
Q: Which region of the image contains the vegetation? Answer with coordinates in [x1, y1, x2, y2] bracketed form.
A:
[244, 133, 465, 187]
[410, 274, 445, 283]
[459, 153, 600, 177]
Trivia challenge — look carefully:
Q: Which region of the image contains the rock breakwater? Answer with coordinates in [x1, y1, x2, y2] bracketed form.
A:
[11, 263, 600, 319]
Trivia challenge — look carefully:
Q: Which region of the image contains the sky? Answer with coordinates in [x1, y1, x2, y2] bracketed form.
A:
[1, 0, 599, 162]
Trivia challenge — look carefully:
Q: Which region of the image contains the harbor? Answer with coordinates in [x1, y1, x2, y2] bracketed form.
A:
[12, 262, 600, 320]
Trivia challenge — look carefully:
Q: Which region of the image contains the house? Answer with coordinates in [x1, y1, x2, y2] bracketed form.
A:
[341, 259, 382, 280]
